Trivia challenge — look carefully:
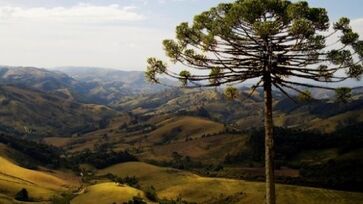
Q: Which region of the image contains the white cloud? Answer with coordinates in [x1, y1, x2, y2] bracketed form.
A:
[352, 18, 363, 34]
[0, 4, 172, 70]
[0, 3, 144, 24]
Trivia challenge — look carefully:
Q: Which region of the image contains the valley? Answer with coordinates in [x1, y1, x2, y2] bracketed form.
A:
[0, 66, 362, 203]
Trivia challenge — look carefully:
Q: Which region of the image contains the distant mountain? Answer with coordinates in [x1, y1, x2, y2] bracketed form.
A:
[0, 66, 108, 103]
[52, 66, 171, 95]
[113, 86, 363, 133]
[0, 66, 170, 105]
[0, 66, 80, 92]
[0, 85, 115, 138]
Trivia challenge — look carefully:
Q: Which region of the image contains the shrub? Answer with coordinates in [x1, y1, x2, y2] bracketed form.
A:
[15, 188, 29, 201]
[145, 186, 158, 202]
[113, 176, 140, 188]
[51, 192, 74, 204]
[124, 196, 147, 204]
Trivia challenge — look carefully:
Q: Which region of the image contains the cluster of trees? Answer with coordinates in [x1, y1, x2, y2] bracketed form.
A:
[167, 152, 203, 170]
[124, 196, 196, 204]
[149, 152, 224, 175]
[224, 125, 363, 191]
[0, 134, 64, 169]
[106, 174, 140, 188]
[121, 123, 157, 134]
[300, 158, 363, 191]
[0, 133, 139, 171]
[70, 148, 137, 169]
[176, 107, 211, 119]
[158, 198, 196, 204]
[157, 128, 183, 145]
[15, 188, 30, 202]
[51, 192, 74, 204]
[123, 196, 147, 204]
[225, 125, 363, 164]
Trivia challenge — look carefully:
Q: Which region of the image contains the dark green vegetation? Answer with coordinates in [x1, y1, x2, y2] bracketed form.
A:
[0, 134, 64, 169]
[71, 146, 138, 169]
[15, 188, 29, 201]
[0, 133, 138, 173]
[224, 126, 363, 191]
[0, 65, 362, 203]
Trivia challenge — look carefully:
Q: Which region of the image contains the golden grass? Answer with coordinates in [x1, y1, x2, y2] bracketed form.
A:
[0, 156, 77, 201]
[98, 162, 197, 190]
[0, 193, 25, 204]
[71, 182, 148, 204]
[98, 162, 363, 204]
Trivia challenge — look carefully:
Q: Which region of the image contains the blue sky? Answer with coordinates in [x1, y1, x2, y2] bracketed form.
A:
[0, 0, 363, 71]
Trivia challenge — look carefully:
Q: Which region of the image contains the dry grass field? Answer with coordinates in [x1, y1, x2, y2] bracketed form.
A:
[0, 156, 79, 202]
[71, 182, 150, 204]
[97, 162, 363, 204]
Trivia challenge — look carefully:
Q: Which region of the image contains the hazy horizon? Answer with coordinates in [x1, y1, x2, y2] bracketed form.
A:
[0, 0, 363, 72]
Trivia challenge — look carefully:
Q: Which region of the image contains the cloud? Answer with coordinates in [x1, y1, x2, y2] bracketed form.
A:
[0, 3, 170, 70]
[352, 18, 363, 34]
[0, 3, 144, 24]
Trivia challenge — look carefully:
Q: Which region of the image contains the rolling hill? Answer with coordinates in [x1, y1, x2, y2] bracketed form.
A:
[96, 162, 363, 204]
[0, 66, 79, 93]
[0, 66, 169, 105]
[71, 183, 149, 204]
[0, 85, 115, 137]
[0, 149, 79, 203]
[114, 87, 363, 133]
[52, 67, 172, 100]
[0, 66, 362, 203]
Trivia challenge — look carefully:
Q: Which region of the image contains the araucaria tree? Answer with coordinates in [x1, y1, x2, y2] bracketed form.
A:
[145, 0, 363, 203]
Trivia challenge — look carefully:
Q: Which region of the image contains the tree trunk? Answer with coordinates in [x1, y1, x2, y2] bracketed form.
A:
[264, 75, 276, 204]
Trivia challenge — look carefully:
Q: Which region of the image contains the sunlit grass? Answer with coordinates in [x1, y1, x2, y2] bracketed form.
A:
[0, 156, 76, 201]
[71, 182, 148, 204]
[97, 162, 363, 204]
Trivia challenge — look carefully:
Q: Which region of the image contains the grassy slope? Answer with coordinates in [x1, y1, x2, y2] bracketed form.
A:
[0, 194, 21, 204]
[57, 115, 225, 154]
[46, 114, 134, 153]
[141, 134, 248, 162]
[97, 162, 363, 204]
[0, 85, 115, 137]
[0, 155, 78, 201]
[308, 109, 363, 133]
[147, 116, 224, 143]
[71, 183, 149, 204]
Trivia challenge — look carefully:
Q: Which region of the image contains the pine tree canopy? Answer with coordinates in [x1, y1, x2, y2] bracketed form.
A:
[146, 0, 363, 96]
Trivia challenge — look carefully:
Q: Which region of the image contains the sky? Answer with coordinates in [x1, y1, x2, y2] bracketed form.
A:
[0, 0, 363, 72]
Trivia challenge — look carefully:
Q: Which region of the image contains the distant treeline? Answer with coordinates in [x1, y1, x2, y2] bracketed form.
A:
[0, 134, 64, 169]
[0, 134, 138, 170]
[70, 147, 138, 169]
[224, 124, 363, 192]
